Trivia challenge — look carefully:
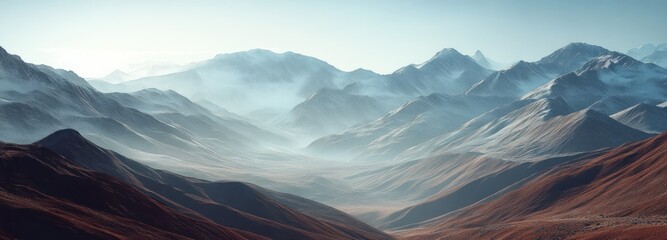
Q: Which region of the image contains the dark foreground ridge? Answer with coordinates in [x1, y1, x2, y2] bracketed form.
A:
[0, 129, 390, 240]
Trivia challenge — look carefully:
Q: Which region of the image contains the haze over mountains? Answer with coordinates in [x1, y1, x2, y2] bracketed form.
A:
[2, 41, 667, 239]
[1, 129, 388, 239]
[91, 49, 380, 119]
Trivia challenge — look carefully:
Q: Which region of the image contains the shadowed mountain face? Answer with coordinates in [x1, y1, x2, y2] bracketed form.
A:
[400, 132, 667, 239]
[33, 129, 390, 240]
[0, 141, 257, 240]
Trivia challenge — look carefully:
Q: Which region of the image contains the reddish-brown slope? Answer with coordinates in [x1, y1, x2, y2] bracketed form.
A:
[0, 143, 258, 240]
[34, 129, 390, 240]
[402, 131, 667, 239]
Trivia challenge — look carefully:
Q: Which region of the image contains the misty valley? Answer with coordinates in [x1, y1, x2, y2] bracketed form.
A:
[2, 1, 667, 239]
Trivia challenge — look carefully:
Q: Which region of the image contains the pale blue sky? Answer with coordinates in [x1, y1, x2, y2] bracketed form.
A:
[1, 0, 666, 77]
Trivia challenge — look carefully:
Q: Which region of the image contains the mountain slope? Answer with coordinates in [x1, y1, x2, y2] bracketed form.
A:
[0, 45, 287, 178]
[470, 50, 493, 69]
[95, 69, 134, 83]
[91, 49, 377, 116]
[0, 141, 257, 240]
[345, 48, 493, 104]
[587, 95, 661, 115]
[466, 43, 610, 98]
[382, 151, 605, 230]
[537, 42, 611, 72]
[308, 94, 509, 160]
[91, 62, 182, 83]
[0, 101, 64, 143]
[524, 52, 667, 110]
[35, 129, 390, 240]
[106, 88, 287, 150]
[405, 131, 667, 239]
[466, 60, 560, 97]
[469, 50, 506, 70]
[401, 98, 652, 161]
[642, 50, 667, 68]
[611, 103, 667, 133]
[277, 88, 387, 136]
[627, 43, 667, 59]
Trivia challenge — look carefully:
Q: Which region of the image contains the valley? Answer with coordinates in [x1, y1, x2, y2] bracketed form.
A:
[1, 2, 666, 237]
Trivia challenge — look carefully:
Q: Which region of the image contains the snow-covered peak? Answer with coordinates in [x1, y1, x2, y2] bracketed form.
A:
[471, 50, 493, 69]
[539, 42, 610, 71]
[414, 48, 473, 68]
[578, 52, 640, 72]
[472, 50, 485, 60]
[393, 64, 420, 74]
[510, 60, 533, 69]
[415, 47, 481, 71]
[214, 48, 280, 59]
[433, 48, 463, 59]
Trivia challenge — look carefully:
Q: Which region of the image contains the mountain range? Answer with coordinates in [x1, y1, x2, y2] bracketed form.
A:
[466, 43, 611, 98]
[90, 49, 379, 119]
[400, 131, 667, 239]
[0, 45, 296, 180]
[2, 41, 667, 239]
[0, 129, 389, 240]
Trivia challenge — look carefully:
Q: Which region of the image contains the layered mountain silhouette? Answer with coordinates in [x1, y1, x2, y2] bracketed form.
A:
[524, 52, 667, 110]
[93, 69, 134, 83]
[379, 150, 604, 230]
[388, 51, 667, 162]
[0, 140, 257, 240]
[346, 48, 493, 103]
[106, 88, 286, 151]
[642, 50, 667, 68]
[395, 97, 650, 162]
[0, 129, 390, 240]
[469, 50, 506, 70]
[308, 94, 511, 160]
[401, 131, 667, 239]
[0, 46, 287, 178]
[277, 88, 388, 136]
[2, 40, 667, 239]
[611, 103, 667, 133]
[627, 43, 667, 59]
[466, 43, 611, 98]
[91, 49, 378, 117]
